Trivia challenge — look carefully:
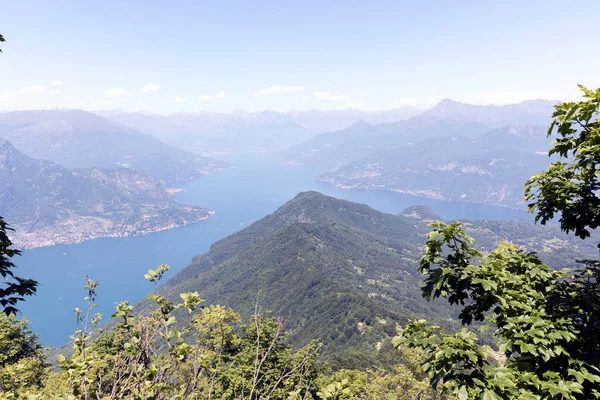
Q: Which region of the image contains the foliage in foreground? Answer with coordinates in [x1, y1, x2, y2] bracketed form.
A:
[0, 314, 47, 395]
[525, 85, 600, 244]
[397, 222, 600, 399]
[0, 265, 434, 400]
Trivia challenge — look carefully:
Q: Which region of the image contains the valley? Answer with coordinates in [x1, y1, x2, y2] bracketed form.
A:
[1, 100, 573, 349]
[2, 5, 599, 397]
[13, 155, 569, 348]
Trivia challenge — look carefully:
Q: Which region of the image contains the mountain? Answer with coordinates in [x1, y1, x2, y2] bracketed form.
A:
[419, 99, 556, 127]
[0, 110, 228, 183]
[0, 138, 213, 249]
[318, 125, 552, 208]
[480, 124, 552, 150]
[279, 99, 557, 169]
[156, 192, 597, 365]
[95, 107, 421, 155]
[288, 107, 421, 133]
[96, 109, 314, 155]
[279, 117, 491, 168]
[158, 191, 453, 365]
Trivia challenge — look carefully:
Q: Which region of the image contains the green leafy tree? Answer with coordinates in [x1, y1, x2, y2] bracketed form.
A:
[523, 85, 600, 379]
[48, 265, 321, 399]
[0, 314, 47, 396]
[0, 216, 38, 316]
[397, 223, 600, 399]
[0, 38, 38, 315]
[397, 87, 600, 399]
[315, 349, 434, 400]
[525, 85, 600, 244]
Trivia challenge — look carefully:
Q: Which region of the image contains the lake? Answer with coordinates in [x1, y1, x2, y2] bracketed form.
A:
[17, 156, 530, 346]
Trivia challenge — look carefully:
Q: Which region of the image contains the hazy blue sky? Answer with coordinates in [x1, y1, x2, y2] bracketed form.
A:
[1, 0, 598, 113]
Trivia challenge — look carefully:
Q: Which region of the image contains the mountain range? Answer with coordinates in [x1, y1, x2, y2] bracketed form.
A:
[95, 107, 421, 155]
[0, 138, 213, 249]
[278, 100, 557, 209]
[279, 118, 492, 168]
[0, 99, 555, 165]
[280, 100, 556, 168]
[317, 125, 553, 208]
[420, 98, 556, 127]
[0, 110, 228, 183]
[97, 99, 553, 157]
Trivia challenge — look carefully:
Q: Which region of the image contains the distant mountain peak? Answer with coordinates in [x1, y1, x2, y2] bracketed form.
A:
[428, 98, 475, 113]
[436, 98, 465, 106]
[350, 120, 371, 128]
[330, 119, 373, 135]
[420, 98, 555, 127]
[518, 98, 560, 106]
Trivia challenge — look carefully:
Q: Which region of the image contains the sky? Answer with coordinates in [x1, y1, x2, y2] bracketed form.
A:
[1, 0, 599, 114]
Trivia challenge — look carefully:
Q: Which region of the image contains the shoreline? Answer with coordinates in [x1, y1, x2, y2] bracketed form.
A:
[10, 210, 215, 251]
[317, 178, 525, 211]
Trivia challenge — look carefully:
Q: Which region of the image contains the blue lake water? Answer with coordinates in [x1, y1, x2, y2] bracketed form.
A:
[17, 157, 530, 346]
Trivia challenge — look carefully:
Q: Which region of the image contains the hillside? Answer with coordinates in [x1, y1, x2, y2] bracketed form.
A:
[157, 191, 598, 366]
[0, 110, 228, 183]
[318, 125, 553, 208]
[400, 205, 600, 267]
[159, 191, 446, 366]
[0, 138, 213, 249]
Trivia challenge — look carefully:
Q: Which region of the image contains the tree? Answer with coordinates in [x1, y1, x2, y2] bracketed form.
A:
[0, 35, 38, 316]
[397, 86, 600, 399]
[53, 266, 321, 399]
[0, 314, 47, 395]
[0, 216, 38, 315]
[525, 85, 600, 245]
[315, 347, 434, 399]
[525, 84, 600, 378]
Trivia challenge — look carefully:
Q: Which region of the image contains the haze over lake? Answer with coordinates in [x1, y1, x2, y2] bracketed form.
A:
[17, 156, 529, 346]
